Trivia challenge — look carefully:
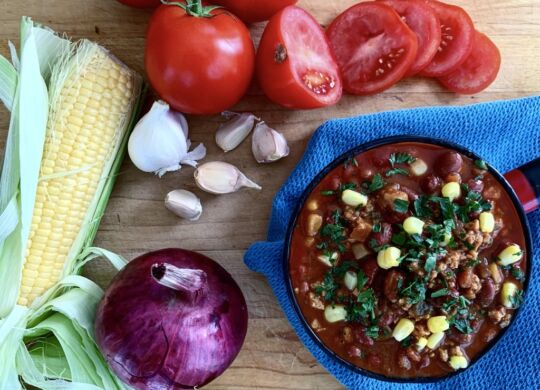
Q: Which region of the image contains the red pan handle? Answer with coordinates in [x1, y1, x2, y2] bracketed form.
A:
[504, 158, 540, 214]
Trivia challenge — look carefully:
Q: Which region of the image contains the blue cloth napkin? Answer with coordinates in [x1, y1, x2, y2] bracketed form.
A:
[245, 96, 540, 389]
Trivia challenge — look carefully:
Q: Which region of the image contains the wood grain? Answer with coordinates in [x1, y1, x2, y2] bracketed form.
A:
[1, 0, 539, 388]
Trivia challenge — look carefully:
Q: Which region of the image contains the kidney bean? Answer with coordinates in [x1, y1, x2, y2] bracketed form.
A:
[348, 345, 363, 358]
[448, 330, 473, 345]
[360, 258, 379, 286]
[477, 278, 496, 307]
[358, 167, 374, 180]
[384, 269, 406, 303]
[419, 355, 431, 369]
[435, 151, 463, 177]
[468, 178, 485, 193]
[397, 353, 412, 370]
[421, 174, 442, 194]
[371, 222, 392, 246]
[457, 268, 474, 289]
[378, 311, 395, 327]
[356, 329, 375, 346]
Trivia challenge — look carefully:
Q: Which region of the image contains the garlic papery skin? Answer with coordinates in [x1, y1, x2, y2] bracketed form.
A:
[194, 161, 261, 194]
[128, 100, 206, 177]
[164, 190, 203, 221]
[215, 111, 258, 152]
[252, 121, 290, 163]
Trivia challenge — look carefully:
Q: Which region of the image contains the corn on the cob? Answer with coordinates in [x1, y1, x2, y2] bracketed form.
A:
[17, 42, 142, 307]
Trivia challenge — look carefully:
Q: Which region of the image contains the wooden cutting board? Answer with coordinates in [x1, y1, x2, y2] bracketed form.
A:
[1, 0, 539, 388]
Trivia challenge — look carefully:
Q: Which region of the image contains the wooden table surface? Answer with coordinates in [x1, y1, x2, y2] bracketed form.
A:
[1, 0, 539, 388]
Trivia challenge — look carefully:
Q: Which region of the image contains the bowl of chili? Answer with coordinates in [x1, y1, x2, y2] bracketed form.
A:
[284, 135, 536, 381]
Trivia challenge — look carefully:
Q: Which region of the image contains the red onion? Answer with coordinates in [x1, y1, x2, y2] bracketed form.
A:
[95, 248, 248, 389]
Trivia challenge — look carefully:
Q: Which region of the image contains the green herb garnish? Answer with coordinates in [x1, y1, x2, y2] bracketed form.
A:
[393, 199, 409, 213]
[363, 173, 385, 193]
[474, 159, 488, 170]
[389, 152, 416, 167]
[431, 288, 449, 298]
[386, 167, 409, 177]
[365, 325, 380, 339]
[511, 268, 525, 282]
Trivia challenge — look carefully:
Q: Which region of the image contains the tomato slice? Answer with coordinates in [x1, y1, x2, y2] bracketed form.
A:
[326, 2, 418, 95]
[256, 6, 342, 109]
[438, 31, 501, 94]
[380, 0, 441, 76]
[420, 0, 474, 77]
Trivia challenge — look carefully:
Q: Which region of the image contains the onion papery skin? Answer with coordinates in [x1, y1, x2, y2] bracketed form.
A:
[95, 248, 248, 389]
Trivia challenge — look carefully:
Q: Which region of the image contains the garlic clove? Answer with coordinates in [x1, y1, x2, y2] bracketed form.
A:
[251, 121, 290, 163]
[215, 111, 258, 152]
[164, 190, 203, 221]
[194, 161, 261, 194]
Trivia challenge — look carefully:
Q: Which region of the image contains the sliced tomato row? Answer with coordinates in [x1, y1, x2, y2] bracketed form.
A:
[255, 1, 501, 110]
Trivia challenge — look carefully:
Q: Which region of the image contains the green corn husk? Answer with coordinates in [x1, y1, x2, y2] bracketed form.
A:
[0, 17, 145, 389]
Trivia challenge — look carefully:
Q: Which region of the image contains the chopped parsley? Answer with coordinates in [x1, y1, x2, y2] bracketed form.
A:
[356, 269, 368, 290]
[346, 288, 377, 324]
[389, 152, 416, 167]
[413, 196, 433, 218]
[431, 288, 449, 298]
[509, 290, 524, 309]
[372, 223, 382, 233]
[314, 272, 339, 301]
[386, 167, 409, 177]
[319, 209, 348, 252]
[344, 157, 359, 168]
[511, 268, 525, 282]
[363, 173, 385, 193]
[320, 190, 335, 196]
[474, 159, 488, 170]
[424, 252, 437, 273]
[365, 325, 380, 339]
[400, 336, 413, 348]
[320, 182, 357, 196]
[393, 199, 410, 213]
[400, 278, 427, 305]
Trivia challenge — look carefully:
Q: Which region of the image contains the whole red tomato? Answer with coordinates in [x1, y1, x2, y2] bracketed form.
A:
[213, 0, 298, 23]
[117, 0, 161, 8]
[145, 2, 255, 114]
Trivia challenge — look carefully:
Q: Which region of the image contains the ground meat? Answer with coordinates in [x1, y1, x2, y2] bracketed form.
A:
[308, 292, 325, 310]
[450, 346, 464, 357]
[342, 326, 353, 343]
[464, 230, 484, 251]
[377, 184, 409, 215]
[445, 250, 464, 269]
[488, 306, 507, 324]
[438, 349, 449, 362]
[464, 219, 480, 231]
[398, 353, 412, 370]
[350, 218, 373, 242]
[406, 347, 422, 363]
[413, 323, 431, 338]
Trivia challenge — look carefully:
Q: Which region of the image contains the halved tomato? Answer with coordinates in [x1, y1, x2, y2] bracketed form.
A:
[256, 6, 342, 109]
[326, 2, 418, 95]
[438, 31, 501, 94]
[380, 0, 441, 76]
[420, 0, 474, 77]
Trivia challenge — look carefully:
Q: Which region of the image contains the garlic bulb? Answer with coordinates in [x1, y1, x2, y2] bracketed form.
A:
[164, 190, 202, 221]
[252, 121, 289, 163]
[194, 162, 261, 194]
[215, 111, 258, 152]
[128, 100, 206, 177]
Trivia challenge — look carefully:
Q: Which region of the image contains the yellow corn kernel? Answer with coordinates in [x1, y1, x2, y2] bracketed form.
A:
[403, 217, 425, 235]
[344, 271, 358, 291]
[479, 212, 495, 233]
[427, 332, 445, 349]
[352, 243, 369, 260]
[427, 316, 449, 333]
[497, 244, 523, 266]
[318, 252, 338, 267]
[17, 43, 141, 307]
[442, 182, 461, 201]
[392, 318, 415, 341]
[501, 282, 519, 308]
[449, 356, 468, 370]
[305, 213, 323, 237]
[306, 199, 319, 211]
[341, 189, 368, 207]
[324, 305, 347, 323]
[416, 337, 428, 351]
[410, 158, 428, 176]
[489, 263, 503, 284]
[377, 246, 401, 269]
